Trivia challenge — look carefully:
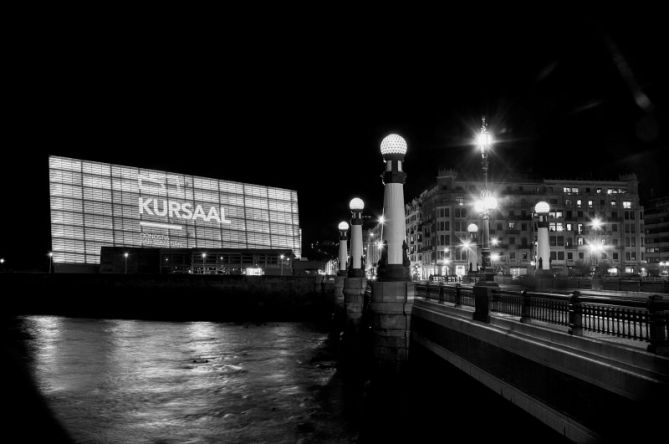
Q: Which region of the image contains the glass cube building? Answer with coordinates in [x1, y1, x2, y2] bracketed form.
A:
[49, 156, 302, 267]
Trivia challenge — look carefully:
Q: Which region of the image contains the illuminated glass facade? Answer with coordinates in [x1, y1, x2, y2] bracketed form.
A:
[49, 156, 302, 265]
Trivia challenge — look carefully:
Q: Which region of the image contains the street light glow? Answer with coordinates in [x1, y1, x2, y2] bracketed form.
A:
[349, 197, 365, 211]
[0, 258, 4, 264]
[201, 253, 207, 258]
[491, 253, 500, 262]
[591, 218, 603, 230]
[338, 221, 350, 231]
[483, 196, 498, 210]
[476, 131, 493, 154]
[462, 240, 471, 249]
[378, 215, 385, 224]
[380, 134, 408, 156]
[491, 237, 499, 246]
[124, 252, 129, 258]
[48, 251, 53, 257]
[376, 241, 384, 250]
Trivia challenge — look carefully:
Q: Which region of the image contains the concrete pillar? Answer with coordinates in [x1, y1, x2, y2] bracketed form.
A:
[537, 219, 550, 271]
[349, 198, 364, 278]
[535, 202, 551, 271]
[367, 134, 414, 376]
[337, 222, 349, 276]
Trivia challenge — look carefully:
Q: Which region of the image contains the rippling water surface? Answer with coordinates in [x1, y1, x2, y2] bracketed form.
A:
[20, 316, 348, 443]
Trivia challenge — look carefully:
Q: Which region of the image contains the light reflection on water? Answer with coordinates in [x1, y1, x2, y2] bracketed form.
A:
[21, 316, 345, 444]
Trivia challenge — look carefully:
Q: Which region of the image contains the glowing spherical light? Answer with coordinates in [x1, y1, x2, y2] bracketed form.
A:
[380, 134, 408, 156]
[491, 253, 500, 262]
[349, 197, 365, 211]
[378, 215, 386, 224]
[462, 240, 471, 249]
[483, 196, 498, 210]
[534, 201, 550, 214]
[591, 217, 603, 230]
[338, 221, 350, 231]
[491, 237, 499, 246]
[474, 199, 485, 214]
[467, 223, 479, 233]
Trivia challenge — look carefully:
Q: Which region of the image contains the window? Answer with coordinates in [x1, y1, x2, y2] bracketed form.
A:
[577, 211, 584, 218]
[576, 200, 582, 208]
[588, 200, 593, 208]
[566, 223, 573, 231]
[623, 201, 631, 209]
[577, 237, 584, 246]
[508, 222, 515, 229]
[558, 252, 565, 260]
[521, 223, 527, 231]
[565, 199, 572, 207]
[610, 201, 617, 207]
[567, 252, 573, 260]
[613, 252, 618, 260]
[596, 188, 602, 194]
[566, 211, 573, 219]
[579, 252, 584, 259]
[611, 211, 618, 219]
[550, 236, 556, 246]
[612, 224, 617, 232]
[556, 223, 564, 232]
[557, 236, 564, 246]
[510, 252, 516, 260]
[509, 237, 516, 245]
[577, 223, 584, 234]
[550, 251, 557, 260]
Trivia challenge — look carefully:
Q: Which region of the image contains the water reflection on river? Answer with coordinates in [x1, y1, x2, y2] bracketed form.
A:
[20, 316, 350, 443]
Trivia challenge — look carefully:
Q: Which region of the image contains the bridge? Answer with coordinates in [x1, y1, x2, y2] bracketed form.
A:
[404, 282, 668, 442]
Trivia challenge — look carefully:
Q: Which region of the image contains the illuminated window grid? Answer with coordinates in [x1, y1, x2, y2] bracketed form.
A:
[49, 156, 302, 263]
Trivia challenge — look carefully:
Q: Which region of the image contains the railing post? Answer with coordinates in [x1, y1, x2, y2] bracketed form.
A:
[454, 283, 461, 307]
[438, 283, 444, 303]
[473, 285, 490, 323]
[647, 295, 668, 355]
[520, 290, 530, 323]
[568, 290, 583, 336]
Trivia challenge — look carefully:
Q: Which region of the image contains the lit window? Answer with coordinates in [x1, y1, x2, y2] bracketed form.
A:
[623, 201, 631, 209]
[576, 200, 582, 208]
[596, 188, 602, 194]
[566, 223, 572, 231]
[610, 201, 617, 207]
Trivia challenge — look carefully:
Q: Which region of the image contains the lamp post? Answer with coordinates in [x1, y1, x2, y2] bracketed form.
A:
[48, 251, 53, 274]
[474, 118, 499, 281]
[201, 252, 207, 275]
[349, 197, 365, 277]
[337, 222, 349, 276]
[378, 133, 409, 281]
[534, 201, 550, 271]
[280, 254, 285, 276]
[123, 252, 129, 274]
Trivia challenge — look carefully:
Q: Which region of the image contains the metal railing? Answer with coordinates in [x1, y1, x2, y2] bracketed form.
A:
[415, 283, 669, 354]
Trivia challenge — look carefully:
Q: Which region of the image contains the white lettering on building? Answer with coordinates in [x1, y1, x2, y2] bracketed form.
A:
[138, 197, 231, 224]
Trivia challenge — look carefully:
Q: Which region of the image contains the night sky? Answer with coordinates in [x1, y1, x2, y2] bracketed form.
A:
[2, 12, 667, 270]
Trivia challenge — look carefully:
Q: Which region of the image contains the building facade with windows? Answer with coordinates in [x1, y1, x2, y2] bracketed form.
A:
[404, 170, 646, 279]
[645, 196, 669, 276]
[49, 156, 302, 272]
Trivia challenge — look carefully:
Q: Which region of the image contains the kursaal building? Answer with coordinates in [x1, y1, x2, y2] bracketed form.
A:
[49, 156, 302, 272]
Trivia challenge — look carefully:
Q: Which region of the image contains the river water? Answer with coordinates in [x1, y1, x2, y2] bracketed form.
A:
[15, 316, 352, 443]
[10, 316, 566, 443]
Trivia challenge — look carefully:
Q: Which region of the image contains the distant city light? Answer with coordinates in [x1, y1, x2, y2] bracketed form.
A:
[0, 258, 5, 264]
[349, 197, 365, 211]
[380, 134, 408, 156]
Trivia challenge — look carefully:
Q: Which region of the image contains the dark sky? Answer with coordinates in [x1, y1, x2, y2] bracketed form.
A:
[2, 11, 667, 269]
